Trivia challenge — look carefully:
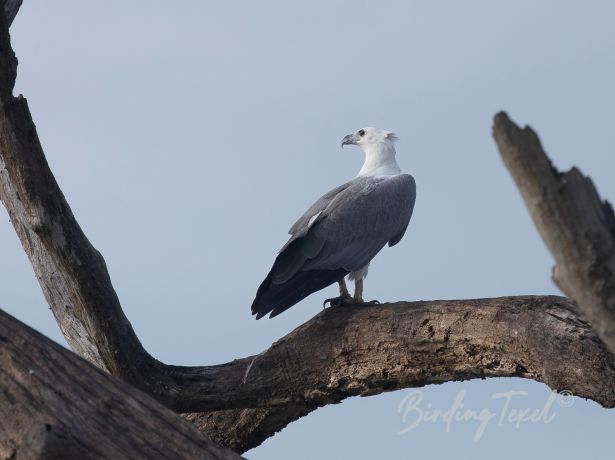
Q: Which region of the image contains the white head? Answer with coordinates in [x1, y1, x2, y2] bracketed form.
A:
[341, 127, 401, 177]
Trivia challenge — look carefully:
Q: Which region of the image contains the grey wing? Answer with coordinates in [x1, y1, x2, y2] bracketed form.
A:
[252, 174, 416, 318]
[272, 174, 416, 283]
[387, 176, 416, 247]
[303, 174, 416, 272]
[280, 179, 355, 253]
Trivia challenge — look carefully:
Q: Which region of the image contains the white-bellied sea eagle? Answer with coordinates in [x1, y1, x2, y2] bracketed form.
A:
[251, 127, 416, 319]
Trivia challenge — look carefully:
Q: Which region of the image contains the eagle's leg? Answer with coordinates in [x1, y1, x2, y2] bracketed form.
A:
[323, 277, 353, 308]
[339, 277, 351, 298]
[353, 278, 380, 306]
[353, 278, 364, 302]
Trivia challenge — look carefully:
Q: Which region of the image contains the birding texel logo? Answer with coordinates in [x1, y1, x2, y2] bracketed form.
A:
[397, 388, 575, 442]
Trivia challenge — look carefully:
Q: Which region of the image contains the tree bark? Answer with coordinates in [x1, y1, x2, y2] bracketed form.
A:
[185, 295, 615, 452]
[186, 406, 314, 454]
[0, 308, 241, 460]
[493, 112, 615, 355]
[110, 295, 613, 412]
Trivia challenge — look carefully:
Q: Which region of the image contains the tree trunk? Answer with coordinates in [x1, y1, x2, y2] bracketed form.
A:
[0, 308, 240, 460]
[493, 112, 615, 355]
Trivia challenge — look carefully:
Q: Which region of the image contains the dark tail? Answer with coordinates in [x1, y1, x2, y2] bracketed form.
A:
[251, 267, 347, 319]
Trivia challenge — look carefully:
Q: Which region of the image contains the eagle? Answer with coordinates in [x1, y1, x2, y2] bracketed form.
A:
[251, 127, 416, 319]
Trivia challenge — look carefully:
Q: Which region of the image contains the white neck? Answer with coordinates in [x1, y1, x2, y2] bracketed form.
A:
[357, 141, 401, 177]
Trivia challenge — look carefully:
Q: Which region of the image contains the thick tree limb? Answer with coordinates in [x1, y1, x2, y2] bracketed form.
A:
[186, 295, 615, 452]
[186, 406, 315, 454]
[0, 1, 162, 383]
[0, 308, 240, 460]
[108, 295, 614, 413]
[493, 112, 615, 355]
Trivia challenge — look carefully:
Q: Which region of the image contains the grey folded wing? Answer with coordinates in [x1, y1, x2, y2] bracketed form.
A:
[271, 174, 416, 284]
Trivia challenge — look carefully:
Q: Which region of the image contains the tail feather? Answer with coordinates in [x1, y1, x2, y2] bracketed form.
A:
[251, 267, 347, 319]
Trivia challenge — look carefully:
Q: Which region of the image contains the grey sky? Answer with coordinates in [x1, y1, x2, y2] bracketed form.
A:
[1, 1, 614, 458]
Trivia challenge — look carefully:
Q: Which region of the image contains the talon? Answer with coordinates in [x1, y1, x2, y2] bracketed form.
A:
[323, 296, 353, 309]
[323, 297, 342, 308]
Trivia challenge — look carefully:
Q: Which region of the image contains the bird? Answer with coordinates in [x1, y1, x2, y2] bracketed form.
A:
[251, 127, 416, 319]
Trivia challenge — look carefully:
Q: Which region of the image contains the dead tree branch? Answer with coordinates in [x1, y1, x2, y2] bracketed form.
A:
[0, 308, 240, 460]
[188, 295, 615, 452]
[493, 112, 615, 355]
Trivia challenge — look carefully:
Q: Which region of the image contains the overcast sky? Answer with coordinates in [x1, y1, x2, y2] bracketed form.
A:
[2, 1, 614, 458]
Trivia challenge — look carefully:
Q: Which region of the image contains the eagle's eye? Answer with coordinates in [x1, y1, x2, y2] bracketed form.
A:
[358, 129, 365, 137]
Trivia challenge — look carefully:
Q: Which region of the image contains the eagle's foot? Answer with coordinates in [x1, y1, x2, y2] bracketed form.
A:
[362, 299, 381, 306]
[323, 297, 381, 308]
[323, 295, 354, 309]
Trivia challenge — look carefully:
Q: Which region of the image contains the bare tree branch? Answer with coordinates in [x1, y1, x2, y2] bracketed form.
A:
[0, 0, 164, 384]
[143, 296, 615, 412]
[493, 112, 615, 355]
[186, 406, 314, 454]
[186, 295, 615, 452]
[0, 308, 241, 460]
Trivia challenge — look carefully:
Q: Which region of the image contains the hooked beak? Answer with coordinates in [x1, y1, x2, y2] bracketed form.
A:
[341, 133, 359, 148]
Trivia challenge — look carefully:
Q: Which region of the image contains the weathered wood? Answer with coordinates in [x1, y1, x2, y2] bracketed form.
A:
[184, 296, 615, 452]
[493, 112, 615, 355]
[163, 296, 615, 411]
[0, 0, 162, 384]
[186, 406, 314, 454]
[0, 308, 241, 460]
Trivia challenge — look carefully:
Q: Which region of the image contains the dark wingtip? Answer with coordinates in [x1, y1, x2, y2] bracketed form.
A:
[251, 271, 274, 319]
[253, 308, 267, 320]
[251, 301, 267, 320]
